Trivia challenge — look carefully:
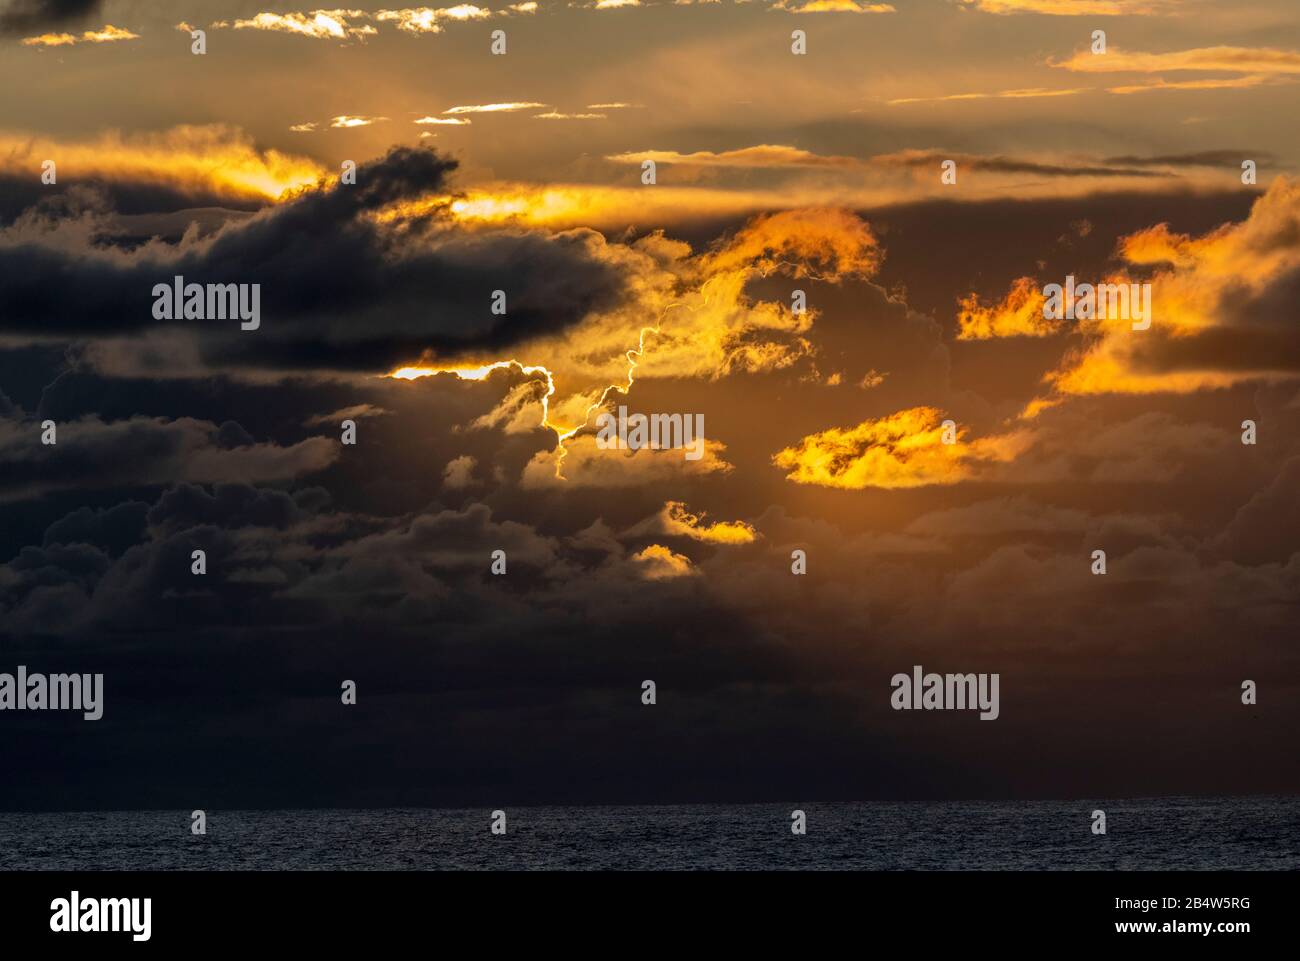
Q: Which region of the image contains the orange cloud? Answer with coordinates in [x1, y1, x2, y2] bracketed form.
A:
[444, 102, 548, 114]
[657, 501, 758, 544]
[607, 145, 860, 169]
[958, 0, 1173, 13]
[773, 1, 895, 12]
[20, 32, 76, 46]
[230, 11, 376, 39]
[0, 125, 325, 203]
[1038, 177, 1300, 397]
[630, 544, 696, 579]
[522, 435, 734, 488]
[22, 24, 139, 47]
[1106, 75, 1280, 94]
[82, 25, 141, 42]
[377, 6, 492, 33]
[1053, 45, 1300, 75]
[773, 407, 1029, 489]
[888, 86, 1092, 104]
[697, 207, 882, 281]
[330, 115, 388, 127]
[957, 277, 1057, 340]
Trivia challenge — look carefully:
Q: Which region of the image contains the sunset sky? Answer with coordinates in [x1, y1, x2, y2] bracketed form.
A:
[1, 0, 1298, 808]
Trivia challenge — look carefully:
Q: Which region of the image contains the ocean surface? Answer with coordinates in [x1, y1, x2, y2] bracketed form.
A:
[1, 797, 1296, 870]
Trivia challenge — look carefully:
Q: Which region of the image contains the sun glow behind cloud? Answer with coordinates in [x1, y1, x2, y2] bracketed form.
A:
[0, 125, 326, 202]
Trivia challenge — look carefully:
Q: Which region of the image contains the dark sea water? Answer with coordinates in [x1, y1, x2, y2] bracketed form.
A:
[1, 797, 1296, 870]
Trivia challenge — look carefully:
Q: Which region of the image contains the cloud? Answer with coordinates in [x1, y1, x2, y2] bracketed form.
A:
[630, 543, 696, 579]
[20, 22, 135, 45]
[904, 496, 1087, 538]
[521, 434, 734, 488]
[302, 404, 390, 427]
[869, 149, 1159, 178]
[625, 501, 758, 544]
[442, 454, 478, 489]
[1216, 456, 1300, 564]
[0, 415, 338, 502]
[443, 102, 548, 114]
[698, 207, 881, 280]
[1053, 45, 1300, 75]
[955, 0, 1176, 13]
[772, 0, 895, 11]
[1041, 177, 1300, 396]
[377, 5, 492, 33]
[607, 145, 1159, 180]
[888, 86, 1092, 105]
[414, 116, 471, 125]
[607, 145, 861, 169]
[772, 406, 1030, 489]
[0, 124, 325, 205]
[0, 145, 644, 377]
[957, 276, 1057, 340]
[17, 28, 70, 43]
[227, 11, 377, 40]
[1102, 150, 1273, 168]
[0, 0, 100, 35]
[1106, 75, 1283, 95]
[330, 115, 387, 127]
[534, 112, 607, 120]
[390, 205, 886, 438]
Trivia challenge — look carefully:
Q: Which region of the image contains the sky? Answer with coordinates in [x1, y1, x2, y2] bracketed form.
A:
[1, 0, 1298, 809]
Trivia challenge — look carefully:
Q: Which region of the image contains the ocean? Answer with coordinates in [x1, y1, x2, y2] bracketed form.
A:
[1, 797, 1295, 870]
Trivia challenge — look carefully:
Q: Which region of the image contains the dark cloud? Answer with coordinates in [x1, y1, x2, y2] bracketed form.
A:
[1103, 151, 1273, 168]
[1216, 456, 1300, 565]
[0, 147, 636, 374]
[877, 151, 1163, 179]
[0, 412, 338, 501]
[42, 500, 149, 554]
[0, 0, 98, 34]
[0, 175, 1297, 809]
[0, 175, 265, 227]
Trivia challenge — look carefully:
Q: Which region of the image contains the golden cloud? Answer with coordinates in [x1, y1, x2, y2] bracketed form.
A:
[698, 207, 882, 280]
[888, 86, 1092, 104]
[330, 115, 388, 127]
[773, 407, 1030, 489]
[377, 6, 492, 33]
[1106, 75, 1279, 94]
[522, 435, 735, 488]
[630, 544, 696, 579]
[1053, 45, 1300, 75]
[957, 276, 1057, 340]
[1032, 177, 1300, 397]
[0, 125, 326, 202]
[22, 24, 139, 47]
[959, 0, 1173, 13]
[657, 501, 758, 544]
[444, 102, 548, 114]
[607, 145, 860, 169]
[772, 1, 895, 12]
[230, 11, 377, 39]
